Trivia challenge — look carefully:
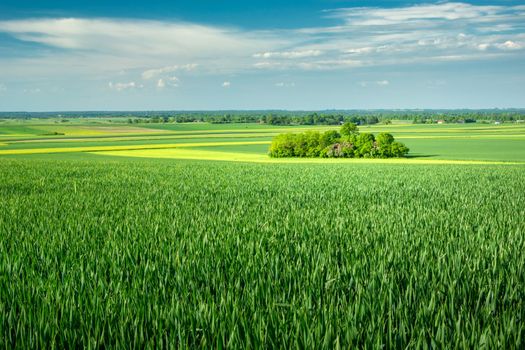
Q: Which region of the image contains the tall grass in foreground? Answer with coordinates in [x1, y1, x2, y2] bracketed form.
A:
[0, 158, 524, 348]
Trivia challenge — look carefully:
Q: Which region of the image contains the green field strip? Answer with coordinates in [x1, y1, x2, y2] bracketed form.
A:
[396, 134, 525, 139]
[0, 137, 273, 151]
[0, 140, 271, 155]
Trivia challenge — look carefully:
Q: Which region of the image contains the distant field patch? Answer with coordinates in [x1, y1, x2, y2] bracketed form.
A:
[79, 126, 170, 134]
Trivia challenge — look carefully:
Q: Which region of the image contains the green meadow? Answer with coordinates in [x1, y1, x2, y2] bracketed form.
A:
[1, 119, 525, 348]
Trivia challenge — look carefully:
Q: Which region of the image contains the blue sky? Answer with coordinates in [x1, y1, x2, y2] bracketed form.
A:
[0, 1, 524, 111]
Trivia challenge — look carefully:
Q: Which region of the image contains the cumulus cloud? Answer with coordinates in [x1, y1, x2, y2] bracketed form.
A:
[477, 43, 490, 51]
[222, 81, 231, 87]
[108, 81, 142, 91]
[497, 40, 522, 50]
[157, 76, 179, 89]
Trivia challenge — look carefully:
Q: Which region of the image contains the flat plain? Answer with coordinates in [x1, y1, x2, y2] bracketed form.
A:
[1, 119, 525, 163]
[1, 119, 524, 348]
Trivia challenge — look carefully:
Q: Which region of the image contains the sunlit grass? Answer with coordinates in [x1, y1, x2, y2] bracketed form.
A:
[1, 158, 523, 348]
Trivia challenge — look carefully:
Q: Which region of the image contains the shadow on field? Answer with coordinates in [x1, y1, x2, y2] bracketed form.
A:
[406, 154, 438, 158]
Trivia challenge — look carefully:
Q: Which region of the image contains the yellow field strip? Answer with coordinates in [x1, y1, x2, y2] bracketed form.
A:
[0, 141, 270, 155]
[93, 148, 525, 165]
[0, 126, 340, 140]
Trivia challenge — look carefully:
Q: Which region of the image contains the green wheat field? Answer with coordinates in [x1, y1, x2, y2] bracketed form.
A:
[1, 119, 525, 348]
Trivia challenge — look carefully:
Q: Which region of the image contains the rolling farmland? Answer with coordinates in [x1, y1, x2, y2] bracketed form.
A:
[2, 0, 525, 347]
[1, 120, 525, 162]
[1, 119, 525, 348]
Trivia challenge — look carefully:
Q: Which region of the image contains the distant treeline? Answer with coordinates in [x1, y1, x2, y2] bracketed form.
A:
[1, 109, 524, 125]
[128, 113, 380, 125]
[269, 123, 409, 158]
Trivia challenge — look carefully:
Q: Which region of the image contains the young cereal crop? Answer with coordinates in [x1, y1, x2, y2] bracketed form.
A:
[0, 157, 524, 348]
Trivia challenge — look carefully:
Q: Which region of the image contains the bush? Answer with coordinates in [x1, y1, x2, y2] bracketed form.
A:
[268, 133, 296, 157]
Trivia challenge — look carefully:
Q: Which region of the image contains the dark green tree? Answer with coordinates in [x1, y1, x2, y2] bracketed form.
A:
[340, 122, 359, 137]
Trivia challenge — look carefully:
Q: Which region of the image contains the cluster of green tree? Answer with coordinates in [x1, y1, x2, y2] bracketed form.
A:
[269, 123, 409, 158]
[128, 117, 171, 124]
[125, 113, 379, 125]
[262, 114, 380, 125]
[412, 116, 477, 124]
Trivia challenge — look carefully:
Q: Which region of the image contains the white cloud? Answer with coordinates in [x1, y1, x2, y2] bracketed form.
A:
[497, 40, 522, 50]
[143, 64, 197, 80]
[0, 2, 522, 82]
[359, 80, 390, 87]
[0, 18, 273, 58]
[23, 88, 41, 93]
[275, 82, 295, 87]
[329, 2, 503, 25]
[477, 43, 490, 51]
[108, 81, 142, 91]
[255, 58, 362, 71]
[157, 76, 179, 89]
[253, 50, 322, 59]
[477, 40, 523, 51]
[0, 18, 279, 79]
[222, 81, 231, 87]
[345, 47, 374, 55]
[253, 61, 283, 69]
